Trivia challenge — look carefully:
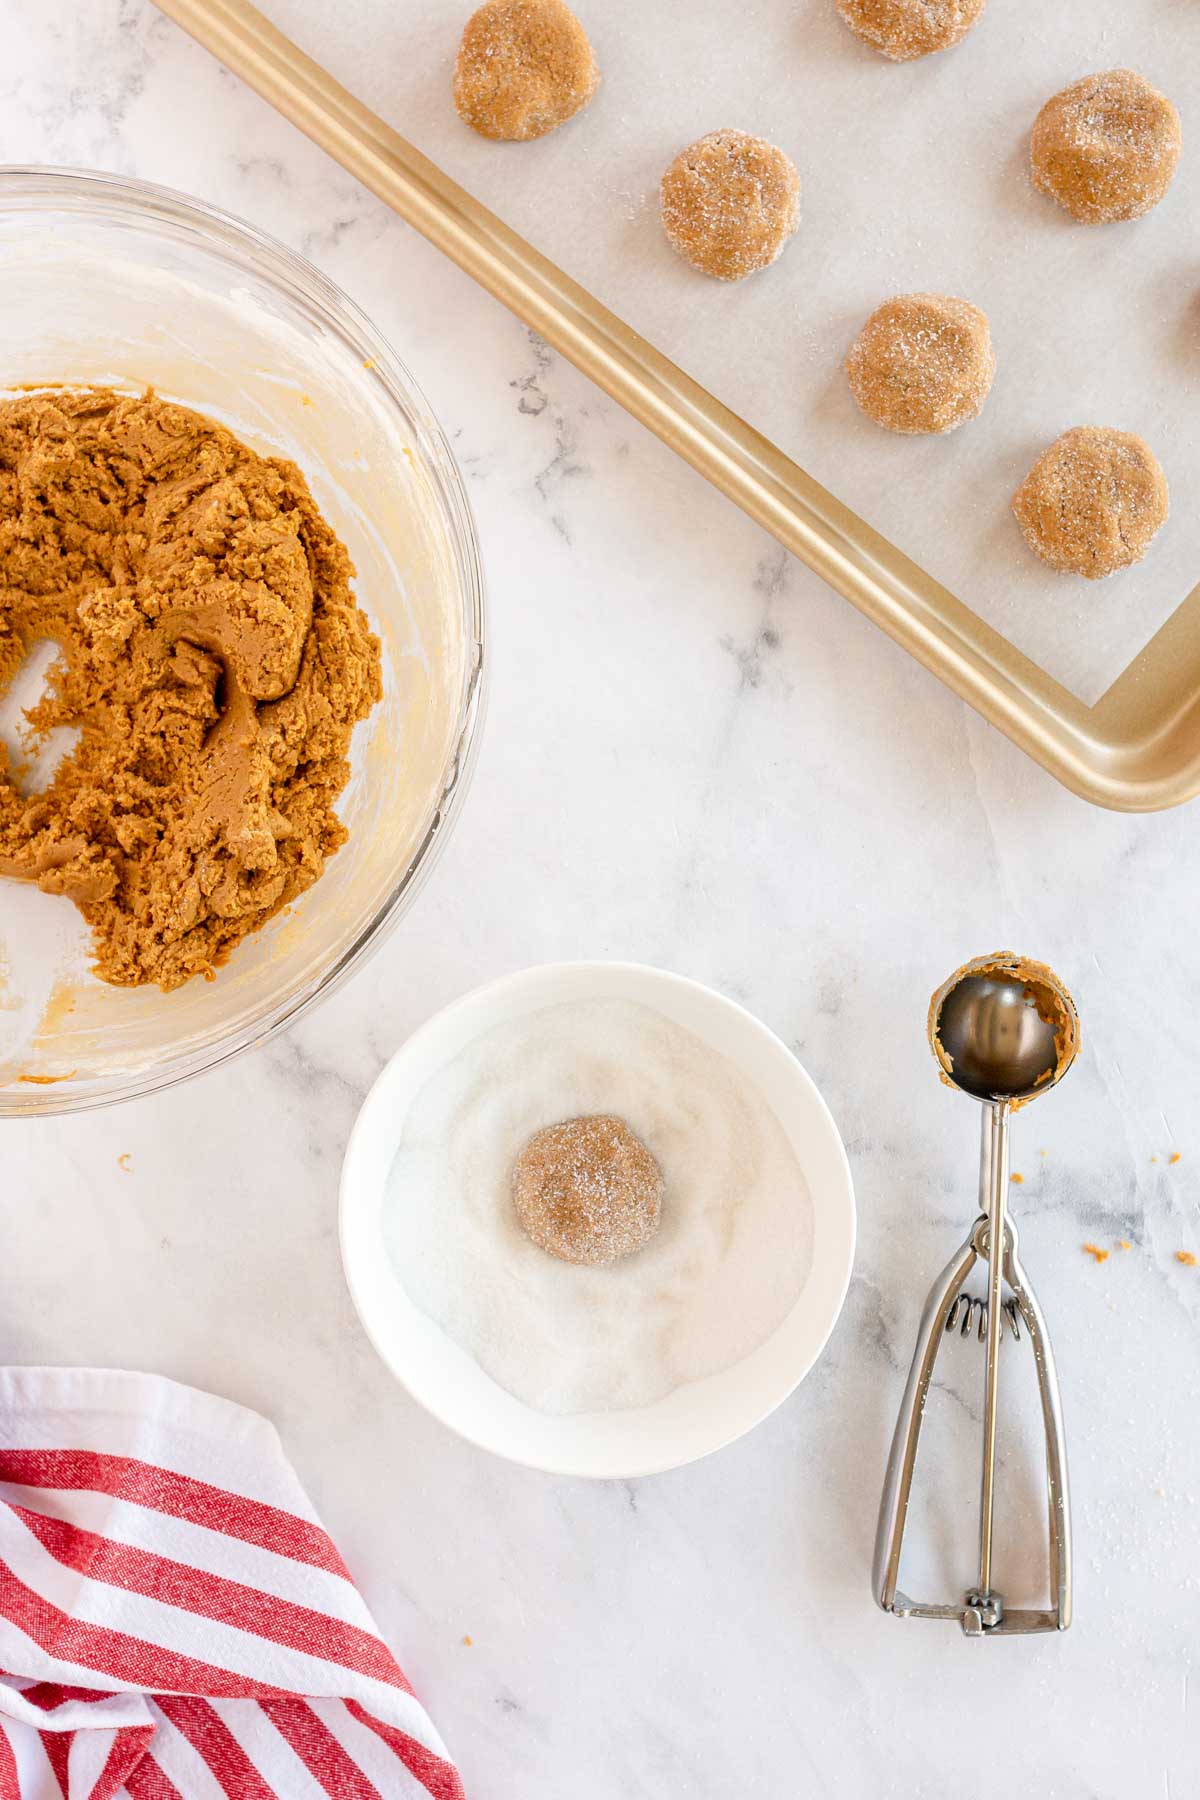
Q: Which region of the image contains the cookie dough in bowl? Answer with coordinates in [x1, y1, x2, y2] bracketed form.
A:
[0, 170, 484, 1111]
[340, 963, 856, 1477]
[0, 388, 381, 991]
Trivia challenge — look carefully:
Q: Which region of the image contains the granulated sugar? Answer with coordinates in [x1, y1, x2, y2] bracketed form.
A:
[384, 996, 813, 1415]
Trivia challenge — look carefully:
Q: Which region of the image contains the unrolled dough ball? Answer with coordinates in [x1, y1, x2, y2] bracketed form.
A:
[1012, 427, 1169, 579]
[836, 0, 986, 62]
[660, 129, 801, 281]
[1030, 69, 1182, 224]
[845, 292, 995, 435]
[512, 1114, 663, 1266]
[453, 0, 600, 142]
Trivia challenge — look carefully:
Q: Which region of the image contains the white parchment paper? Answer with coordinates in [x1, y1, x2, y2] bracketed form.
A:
[275, 0, 1198, 701]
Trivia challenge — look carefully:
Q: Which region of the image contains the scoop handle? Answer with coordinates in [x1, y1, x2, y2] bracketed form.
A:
[873, 1231, 978, 1616]
[975, 1101, 1009, 1603]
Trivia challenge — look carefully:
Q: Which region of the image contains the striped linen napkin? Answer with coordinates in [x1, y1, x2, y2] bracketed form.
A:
[0, 1368, 463, 1800]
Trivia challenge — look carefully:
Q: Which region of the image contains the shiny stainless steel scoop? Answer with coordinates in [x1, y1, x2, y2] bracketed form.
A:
[874, 956, 1079, 1637]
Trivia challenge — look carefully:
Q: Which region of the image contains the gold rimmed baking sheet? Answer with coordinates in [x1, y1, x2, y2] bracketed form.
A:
[154, 0, 1200, 811]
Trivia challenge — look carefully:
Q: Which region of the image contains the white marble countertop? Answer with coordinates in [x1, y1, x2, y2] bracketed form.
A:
[3, 4, 1200, 1795]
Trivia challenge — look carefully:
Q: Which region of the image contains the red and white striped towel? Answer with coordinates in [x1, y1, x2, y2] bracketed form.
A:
[0, 1368, 464, 1800]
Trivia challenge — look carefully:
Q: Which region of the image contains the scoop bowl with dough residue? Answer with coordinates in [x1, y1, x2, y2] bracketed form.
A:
[928, 952, 1079, 1103]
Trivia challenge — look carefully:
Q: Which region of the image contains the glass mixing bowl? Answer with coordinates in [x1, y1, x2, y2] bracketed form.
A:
[0, 169, 485, 1114]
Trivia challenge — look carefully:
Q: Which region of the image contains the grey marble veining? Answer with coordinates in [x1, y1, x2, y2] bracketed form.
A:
[2, 4, 1199, 1796]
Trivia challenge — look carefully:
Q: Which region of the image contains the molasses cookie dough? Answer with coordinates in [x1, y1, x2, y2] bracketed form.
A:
[1012, 426, 1169, 579]
[454, 0, 600, 141]
[513, 1113, 664, 1266]
[660, 129, 801, 281]
[836, 0, 986, 62]
[0, 387, 381, 989]
[1031, 70, 1182, 225]
[846, 292, 995, 435]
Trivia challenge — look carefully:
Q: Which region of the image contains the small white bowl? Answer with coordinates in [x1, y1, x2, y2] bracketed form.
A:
[340, 963, 856, 1477]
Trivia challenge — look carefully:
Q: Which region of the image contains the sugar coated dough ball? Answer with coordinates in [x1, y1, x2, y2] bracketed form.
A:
[845, 292, 995, 435]
[512, 1114, 663, 1266]
[1012, 427, 1169, 579]
[836, 0, 986, 61]
[1031, 70, 1181, 224]
[660, 130, 800, 281]
[454, 0, 599, 142]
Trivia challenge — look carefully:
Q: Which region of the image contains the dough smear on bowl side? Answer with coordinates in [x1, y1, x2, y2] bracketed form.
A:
[0, 387, 381, 990]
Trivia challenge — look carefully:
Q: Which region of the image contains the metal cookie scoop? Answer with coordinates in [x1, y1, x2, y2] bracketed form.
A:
[874, 954, 1079, 1638]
